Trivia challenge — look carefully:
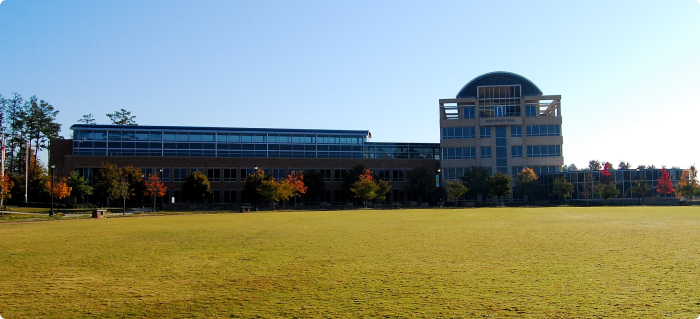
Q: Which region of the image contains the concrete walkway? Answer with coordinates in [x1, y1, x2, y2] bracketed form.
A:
[1, 208, 153, 218]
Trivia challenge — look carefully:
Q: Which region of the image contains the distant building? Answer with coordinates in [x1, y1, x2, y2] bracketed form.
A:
[439, 71, 563, 180]
[540, 168, 684, 201]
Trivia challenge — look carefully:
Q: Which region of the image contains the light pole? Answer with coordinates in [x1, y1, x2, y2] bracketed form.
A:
[140, 174, 145, 208]
[50, 164, 55, 216]
[436, 168, 442, 207]
[159, 169, 163, 210]
[254, 166, 259, 211]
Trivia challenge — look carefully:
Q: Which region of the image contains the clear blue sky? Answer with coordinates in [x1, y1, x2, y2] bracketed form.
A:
[1, 0, 699, 169]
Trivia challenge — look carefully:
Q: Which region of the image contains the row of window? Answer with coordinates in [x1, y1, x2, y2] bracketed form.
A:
[73, 141, 440, 159]
[443, 106, 475, 120]
[441, 125, 560, 140]
[77, 167, 411, 184]
[526, 145, 562, 157]
[443, 145, 561, 159]
[443, 102, 546, 120]
[442, 165, 560, 180]
[442, 127, 476, 139]
[479, 104, 521, 118]
[442, 147, 477, 159]
[526, 125, 561, 137]
[74, 130, 367, 144]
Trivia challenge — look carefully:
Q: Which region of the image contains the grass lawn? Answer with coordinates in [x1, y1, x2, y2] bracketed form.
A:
[1, 207, 700, 318]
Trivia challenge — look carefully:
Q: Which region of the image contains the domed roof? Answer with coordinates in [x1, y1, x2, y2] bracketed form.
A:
[456, 71, 543, 98]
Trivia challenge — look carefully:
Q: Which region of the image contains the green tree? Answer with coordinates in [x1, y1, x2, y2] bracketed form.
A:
[107, 109, 137, 125]
[5, 93, 27, 175]
[8, 174, 24, 204]
[118, 177, 131, 214]
[94, 162, 122, 206]
[488, 172, 512, 206]
[405, 166, 436, 203]
[26, 154, 50, 202]
[551, 175, 574, 204]
[375, 178, 391, 203]
[588, 160, 602, 171]
[342, 165, 366, 202]
[257, 179, 283, 210]
[628, 178, 651, 205]
[460, 166, 490, 202]
[182, 171, 212, 203]
[562, 163, 579, 172]
[121, 166, 144, 199]
[446, 180, 469, 206]
[302, 169, 325, 205]
[67, 171, 93, 204]
[244, 169, 270, 209]
[78, 113, 96, 125]
[593, 183, 619, 205]
[580, 172, 594, 200]
[350, 169, 379, 208]
[514, 167, 539, 204]
[24, 96, 61, 160]
[618, 161, 631, 170]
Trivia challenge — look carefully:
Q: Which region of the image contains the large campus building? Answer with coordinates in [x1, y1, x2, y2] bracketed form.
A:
[439, 71, 563, 180]
[50, 125, 440, 205]
[50, 71, 578, 206]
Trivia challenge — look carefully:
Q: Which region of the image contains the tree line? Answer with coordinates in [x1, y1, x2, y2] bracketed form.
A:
[0, 92, 140, 205]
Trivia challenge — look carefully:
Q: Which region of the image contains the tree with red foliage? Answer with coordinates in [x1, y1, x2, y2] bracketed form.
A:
[143, 174, 167, 212]
[656, 167, 674, 196]
[285, 170, 307, 209]
[600, 162, 614, 183]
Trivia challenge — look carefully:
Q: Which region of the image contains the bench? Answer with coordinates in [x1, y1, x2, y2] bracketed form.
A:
[92, 209, 107, 219]
[240, 205, 252, 213]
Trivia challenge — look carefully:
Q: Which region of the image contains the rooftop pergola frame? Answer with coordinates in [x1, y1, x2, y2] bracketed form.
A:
[524, 95, 562, 117]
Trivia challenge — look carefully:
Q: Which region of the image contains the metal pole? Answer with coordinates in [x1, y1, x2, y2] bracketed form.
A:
[140, 174, 144, 208]
[159, 169, 163, 211]
[254, 166, 259, 211]
[25, 141, 29, 203]
[50, 164, 55, 216]
[1, 128, 5, 215]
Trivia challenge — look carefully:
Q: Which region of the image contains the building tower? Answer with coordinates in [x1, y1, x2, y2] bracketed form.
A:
[439, 71, 563, 181]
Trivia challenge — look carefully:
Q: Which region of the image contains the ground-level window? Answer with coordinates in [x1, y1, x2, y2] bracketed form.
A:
[207, 168, 221, 182]
[174, 168, 187, 182]
[223, 168, 236, 182]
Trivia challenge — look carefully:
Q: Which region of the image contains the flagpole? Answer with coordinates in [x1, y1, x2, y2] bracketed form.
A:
[25, 140, 29, 203]
[1, 128, 5, 215]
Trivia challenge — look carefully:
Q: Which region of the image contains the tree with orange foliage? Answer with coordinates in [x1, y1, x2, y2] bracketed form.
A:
[143, 174, 167, 212]
[47, 177, 72, 200]
[0, 172, 14, 216]
[285, 170, 307, 209]
[674, 167, 699, 200]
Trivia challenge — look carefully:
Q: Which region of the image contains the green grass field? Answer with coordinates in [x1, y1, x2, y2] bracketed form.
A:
[2, 207, 700, 318]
